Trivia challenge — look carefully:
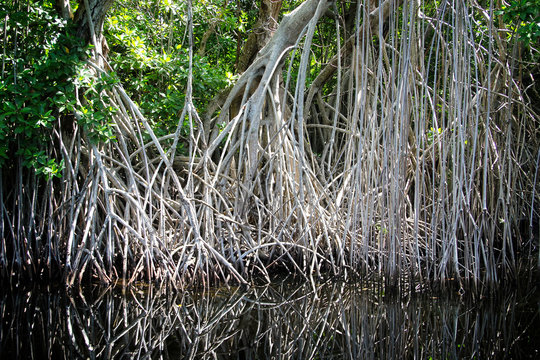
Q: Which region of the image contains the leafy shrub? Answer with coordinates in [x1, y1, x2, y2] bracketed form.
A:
[0, 1, 117, 178]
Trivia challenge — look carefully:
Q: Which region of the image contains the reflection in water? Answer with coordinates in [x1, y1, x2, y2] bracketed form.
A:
[1, 278, 539, 359]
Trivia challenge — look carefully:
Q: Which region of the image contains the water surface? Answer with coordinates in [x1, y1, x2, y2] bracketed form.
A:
[1, 277, 539, 359]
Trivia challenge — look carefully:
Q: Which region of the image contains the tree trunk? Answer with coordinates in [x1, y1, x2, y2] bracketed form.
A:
[54, 0, 113, 56]
[73, 0, 114, 54]
[236, 0, 283, 73]
[55, 0, 73, 20]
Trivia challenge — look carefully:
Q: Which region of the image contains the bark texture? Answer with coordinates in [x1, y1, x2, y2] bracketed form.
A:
[73, 0, 114, 48]
[236, 0, 283, 73]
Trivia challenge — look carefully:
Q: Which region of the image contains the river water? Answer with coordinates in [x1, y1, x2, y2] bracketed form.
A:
[1, 276, 539, 359]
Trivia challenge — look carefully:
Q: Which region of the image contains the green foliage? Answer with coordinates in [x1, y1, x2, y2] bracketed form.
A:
[105, 0, 236, 136]
[0, 1, 117, 179]
[74, 68, 119, 143]
[497, 0, 540, 45]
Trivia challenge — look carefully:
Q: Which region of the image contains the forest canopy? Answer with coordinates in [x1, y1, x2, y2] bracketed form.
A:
[1, 0, 539, 289]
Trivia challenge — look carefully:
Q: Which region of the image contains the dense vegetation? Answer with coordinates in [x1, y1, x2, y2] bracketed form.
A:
[1, 0, 538, 290]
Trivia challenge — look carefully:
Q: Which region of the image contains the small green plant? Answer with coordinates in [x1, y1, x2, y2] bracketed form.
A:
[427, 127, 443, 145]
[374, 223, 389, 235]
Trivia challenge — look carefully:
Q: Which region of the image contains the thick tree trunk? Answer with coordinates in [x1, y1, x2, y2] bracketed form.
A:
[236, 0, 283, 73]
[73, 0, 114, 53]
[54, 0, 112, 56]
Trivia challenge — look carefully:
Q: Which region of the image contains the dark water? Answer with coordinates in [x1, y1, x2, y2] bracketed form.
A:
[1, 277, 539, 359]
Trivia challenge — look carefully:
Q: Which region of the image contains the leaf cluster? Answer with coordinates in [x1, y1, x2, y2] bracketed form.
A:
[0, 1, 117, 179]
[496, 0, 540, 45]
